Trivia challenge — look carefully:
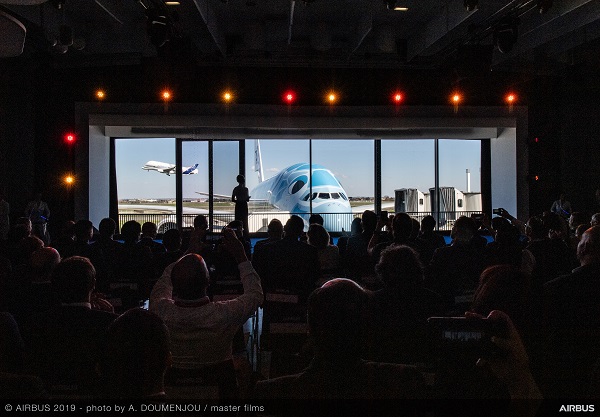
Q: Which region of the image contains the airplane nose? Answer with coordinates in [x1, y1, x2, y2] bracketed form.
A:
[321, 203, 353, 233]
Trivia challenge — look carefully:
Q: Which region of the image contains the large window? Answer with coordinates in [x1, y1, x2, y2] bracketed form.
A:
[381, 140, 435, 221]
[244, 139, 309, 232]
[312, 140, 373, 232]
[438, 139, 482, 227]
[182, 141, 209, 229]
[115, 138, 175, 231]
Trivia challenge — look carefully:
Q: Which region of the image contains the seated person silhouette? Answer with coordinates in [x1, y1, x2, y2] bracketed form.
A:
[254, 278, 426, 400]
[98, 308, 171, 399]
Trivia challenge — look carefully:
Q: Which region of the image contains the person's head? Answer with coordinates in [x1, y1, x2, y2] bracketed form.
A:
[361, 210, 377, 234]
[472, 265, 529, 321]
[170, 254, 209, 300]
[141, 222, 158, 239]
[543, 211, 567, 238]
[577, 226, 600, 266]
[100, 308, 171, 398]
[375, 245, 423, 292]
[576, 223, 590, 241]
[236, 174, 245, 185]
[350, 217, 362, 236]
[308, 278, 368, 361]
[16, 235, 44, 261]
[193, 215, 208, 231]
[283, 215, 305, 239]
[267, 219, 284, 240]
[309, 214, 324, 226]
[162, 228, 182, 252]
[525, 216, 546, 240]
[569, 212, 587, 232]
[451, 216, 477, 243]
[307, 223, 330, 250]
[120, 220, 142, 244]
[409, 218, 420, 240]
[73, 219, 94, 243]
[591, 213, 600, 227]
[29, 247, 60, 283]
[98, 218, 117, 239]
[420, 215, 436, 234]
[392, 212, 413, 242]
[51, 256, 96, 304]
[226, 220, 244, 239]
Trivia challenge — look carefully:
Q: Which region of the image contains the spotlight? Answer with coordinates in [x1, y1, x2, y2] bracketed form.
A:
[95, 89, 106, 100]
[64, 175, 75, 185]
[452, 93, 461, 104]
[392, 92, 403, 104]
[64, 132, 76, 145]
[494, 17, 519, 54]
[326, 92, 337, 104]
[161, 89, 172, 101]
[222, 91, 233, 102]
[537, 0, 553, 13]
[384, 0, 396, 10]
[146, 7, 170, 48]
[464, 0, 478, 12]
[283, 91, 296, 104]
[505, 93, 516, 104]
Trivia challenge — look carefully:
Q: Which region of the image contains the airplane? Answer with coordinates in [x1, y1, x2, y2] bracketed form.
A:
[246, 140, 353, 232]
[142, 161, 199, 176]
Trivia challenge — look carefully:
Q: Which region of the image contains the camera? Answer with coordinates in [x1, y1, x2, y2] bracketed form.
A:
[427, 317, 508, 361]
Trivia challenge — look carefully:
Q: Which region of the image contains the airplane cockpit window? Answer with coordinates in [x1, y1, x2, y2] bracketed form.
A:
[302, 194, 310, 201]
[311, 193, 318, 200]
[331, 193, 340, 199]
[340, 193, 348, 201]
[319, 193, 330, 199]
[289, 176, 307, 194]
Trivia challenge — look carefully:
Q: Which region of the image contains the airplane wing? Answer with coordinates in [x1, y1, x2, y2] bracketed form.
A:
[195, 191, 231, 199]
[160, 166, 176, 176]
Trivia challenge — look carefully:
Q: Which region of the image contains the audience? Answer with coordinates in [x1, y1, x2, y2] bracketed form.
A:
[23, 256, 118, 396]
[307, 223, 340, 280]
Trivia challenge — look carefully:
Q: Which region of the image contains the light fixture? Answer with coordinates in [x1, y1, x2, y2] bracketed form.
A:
[384, 0, 396, 10]
[464, 0, 478, 12]
[505, 93, 516, 104]
[494, 17, 519, 54]
[327, 92, 337, 104]
[393, 7, 408, 11]
[64, 175, 75, 185]
[164, 1, 180, 5]
[161, 89, 172, 101]
[392, 92, 403, 104]
[95, 89, 106, 100]
[222, 91, 233, 103]
[537, 0, 553, 14]
[283, 91, 296, 104]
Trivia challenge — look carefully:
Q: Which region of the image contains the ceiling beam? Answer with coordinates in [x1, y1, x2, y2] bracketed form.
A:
[192, 0, 226, 57]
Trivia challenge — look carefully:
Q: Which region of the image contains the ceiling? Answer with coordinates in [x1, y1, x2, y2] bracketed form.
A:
[1, 0, 599, 72]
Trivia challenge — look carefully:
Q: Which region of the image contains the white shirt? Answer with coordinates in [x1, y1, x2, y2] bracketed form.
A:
[150, 260, 263, 368]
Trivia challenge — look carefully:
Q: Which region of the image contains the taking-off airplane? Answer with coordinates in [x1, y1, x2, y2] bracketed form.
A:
[142, 161, 199, 176]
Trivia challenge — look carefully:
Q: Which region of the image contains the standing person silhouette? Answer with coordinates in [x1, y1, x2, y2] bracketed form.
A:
[231, 175, 250, 239]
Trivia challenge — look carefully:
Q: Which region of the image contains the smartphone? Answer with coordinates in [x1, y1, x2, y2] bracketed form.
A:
[427, 317, 507, 360]
[492, 208, 502, 215]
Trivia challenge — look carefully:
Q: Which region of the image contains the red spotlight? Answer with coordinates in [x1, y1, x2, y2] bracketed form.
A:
[534, 137, 539, 143]
[505, 93, 517, 104]
[283, 91, 296, 104]
[64, 132, 76, 144]
[392, 92, 403, 104]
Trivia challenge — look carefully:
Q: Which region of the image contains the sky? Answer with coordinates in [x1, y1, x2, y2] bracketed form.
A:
[115, 138, 481, 199]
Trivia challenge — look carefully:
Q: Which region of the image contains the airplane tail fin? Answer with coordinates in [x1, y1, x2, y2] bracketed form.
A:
[183, 163, 199, 175]
[254, 140, 264, 183]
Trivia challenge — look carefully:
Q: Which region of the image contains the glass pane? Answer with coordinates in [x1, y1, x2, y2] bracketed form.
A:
[182, 141, 209, 231]
[311, 140, 373, 233]
[244, 139, 309, 233]
[438, 139, 482, 229]
[116, 138, 175, 233]
[381, 140, 435, 226]
[213, 141, 239, 231]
